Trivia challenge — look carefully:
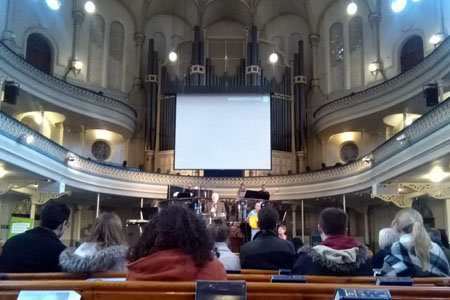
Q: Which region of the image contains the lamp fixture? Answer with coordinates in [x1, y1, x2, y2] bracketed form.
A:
[347, 1, 357, 15]
[429, 33, 445, 45]
[168, 51, 178, 62]
[362, 155, 373, 164]
[269, 52, 279, 64]
[18, 134, 34, 144]
[269, 0, 278, 64]
[391, 0, 407, 13]
[84, 1, 96, 14]
[423, 166, 450, 183]
[368, 62, 380, 72]
[168, 0, 178, 62]
[46, 0, 61, 10]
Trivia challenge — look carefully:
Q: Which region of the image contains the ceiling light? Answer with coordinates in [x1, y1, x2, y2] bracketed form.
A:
[0, 168, 6, 178]
[84, 1, 96, 13]
[404, 118, 413, 126]
[423, 166, 450, 183]
[25, 135, 34, 144]
[72, 60, 83, 70]
[34, 114, 43, 125]
[347, 2, 357, 15]
[46, 0, 61, 10]
[391, 0, 407, 13]
[168, 51, 178, 62]
[269, 52, 278, 63]
[429, 33, 445, 45]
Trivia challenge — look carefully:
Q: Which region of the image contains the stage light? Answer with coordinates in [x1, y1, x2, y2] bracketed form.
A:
[84, 1, 96, 13]
[423, 166, 450, 183]
[46, 0, 61, 10]
[269, 52, 278, 63]
[347, 2, 357, 15]
[391, 0, 407, 13]
[168, 51, 178, 62]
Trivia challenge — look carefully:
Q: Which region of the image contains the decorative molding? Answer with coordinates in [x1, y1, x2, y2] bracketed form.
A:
[0, 42, 136, 132]
[399, 183, 450, 199]
[314, 35, 450, 134]
[32, 191, 72, 205]
[190, 65, 205, 75]
[145, 74, 158, 83]
[294, 75, 307, 84]
[245, 65, 261, 75]
[370, 193, 412, 208]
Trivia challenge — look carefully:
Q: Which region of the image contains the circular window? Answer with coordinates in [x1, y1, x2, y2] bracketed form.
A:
[91, 140, 111, 161]
[340, 142, 359, 163]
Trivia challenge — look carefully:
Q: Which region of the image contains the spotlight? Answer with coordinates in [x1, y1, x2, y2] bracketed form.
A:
[46, 0, 61, 10]
[429, 33, 445, 45]
[168, 51, 178, 62]
[362, 155, 373, 164]
[84, 1, 96, 13]
[391, 0, 407, 13]
[347, 2, 357, 15]
[269, 52, 278, 63]
[72, 60, 83, 71]
[19, 134, 34, 144]
[423, 166, 450, 183]
[368, 62, 380, 73]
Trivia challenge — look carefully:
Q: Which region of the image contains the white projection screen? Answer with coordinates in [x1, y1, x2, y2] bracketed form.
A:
[175, 94, 271, 170]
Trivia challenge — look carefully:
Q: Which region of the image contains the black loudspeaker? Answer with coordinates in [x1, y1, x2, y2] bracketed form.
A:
[3, 81, 19, 105]
[424, 84, 438, 107]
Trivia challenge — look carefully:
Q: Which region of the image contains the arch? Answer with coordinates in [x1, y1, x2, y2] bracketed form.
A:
[329, 22, 344, 92]
[88, 14, 105, 85]
[25, 33, 52, 74]
[400, 35, 424, 73]
[107, 21, 125, 90]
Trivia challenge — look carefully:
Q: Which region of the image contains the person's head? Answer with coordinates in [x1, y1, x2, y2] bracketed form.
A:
[255, 201, 262, 211]
[261, 184, 267, 192]
[277, 224, 287, 236]
[257, 206, 279, 231]
[293, 237, 304, 250]
[239, 183, 246, 192]
[391, 208, 431, 270]
[128, 205, 213, 267]
[378, 227, 398, 249]
[208, 218, 229, 243]
[212, 192, 219, 204]
[40, 202, 71, 238]
[86, 212, 125, 247]
[187, 185, 192, 190]
[318, 207, 348, 240]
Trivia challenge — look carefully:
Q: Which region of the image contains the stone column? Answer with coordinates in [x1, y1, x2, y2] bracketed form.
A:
[291, 205, 297, 237]
[133, 32, 145, 86]
[71, 11, 85, 63]
[308, 34, 320, 88]
[368, 13, 385, 80]
[364, 212, 370, 244]
[297, 151, 306, 173]
[145, 150, 155, 171]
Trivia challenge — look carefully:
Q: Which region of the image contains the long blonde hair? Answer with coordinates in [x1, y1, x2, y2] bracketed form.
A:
[87, 212, 125, 247]
[391, 208, 431, 270]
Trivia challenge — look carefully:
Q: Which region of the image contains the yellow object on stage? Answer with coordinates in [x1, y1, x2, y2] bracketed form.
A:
[249, 214, 258, 229]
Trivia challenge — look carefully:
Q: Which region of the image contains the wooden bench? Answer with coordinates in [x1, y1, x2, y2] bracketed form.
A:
[1, 280, 450, 300]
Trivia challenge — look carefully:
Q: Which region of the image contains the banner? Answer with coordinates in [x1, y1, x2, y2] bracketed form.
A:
[8, 217, 33, 238]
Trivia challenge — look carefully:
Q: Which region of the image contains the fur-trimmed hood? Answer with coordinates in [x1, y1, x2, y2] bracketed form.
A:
[59, 243, 128, 273]
[298, 244, 369, 274]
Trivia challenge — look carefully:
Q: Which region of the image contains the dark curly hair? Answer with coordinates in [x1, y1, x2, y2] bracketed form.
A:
[127, 205, 214, 267]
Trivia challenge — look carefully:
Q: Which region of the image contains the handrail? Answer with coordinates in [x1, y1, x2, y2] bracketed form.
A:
[314, 35, 450, 121]
[0, 42, 137, 118]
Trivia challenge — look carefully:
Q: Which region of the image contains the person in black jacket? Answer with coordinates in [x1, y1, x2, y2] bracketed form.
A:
[292, 207, 372, 276]
[0, 201, 70, 272]
[240, 206, 295, 270]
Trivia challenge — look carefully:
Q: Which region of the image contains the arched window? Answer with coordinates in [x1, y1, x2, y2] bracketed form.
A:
[26, 33, 52, 74]
[400, 36, 424, 73]
[329, 22, 344, 92]
[349, 16, 363, 88]
[88, 15, 105, 85]
[107, 21, 124, 90]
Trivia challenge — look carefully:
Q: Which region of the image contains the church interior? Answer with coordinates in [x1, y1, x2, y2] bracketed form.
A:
[0, 0, 449, 255]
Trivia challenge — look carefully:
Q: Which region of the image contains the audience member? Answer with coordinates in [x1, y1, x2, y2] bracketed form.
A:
[382, 208, 450, 277]
[208, 218, 241, 271]
[0, 202, 70, 272]
[372, 228, 398, 269]
[292, 237, 304, 252]
[439, 229, 450, 249]
[428, 229, 450, 267]
[59, 212, 128, 273]
[126, 206, 226, 281]
[240, 206, 295, 270]
[277, 224, 293, 243]
[292, 207, 372, 276]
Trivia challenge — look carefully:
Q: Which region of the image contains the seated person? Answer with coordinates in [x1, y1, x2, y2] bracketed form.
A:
[277, 224, 293, 243]
[0, 202, 70, 272]
[382, 208, 449, 277]
[240, 206, 295, 270]
[428, 229, 450, 266]
[126, 205, 227, 281]
[292, 207, 372, 276]
[59, 212, 128, 273]
[372, 227, 398, 269]
[204, 192, 226, 219]
[208, 218, 241, 271]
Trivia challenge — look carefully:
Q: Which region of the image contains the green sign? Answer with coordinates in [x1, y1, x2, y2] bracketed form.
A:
[8, 217, 33, 238]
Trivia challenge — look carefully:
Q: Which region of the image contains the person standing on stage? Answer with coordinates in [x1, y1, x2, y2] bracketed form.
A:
[247, 201, 262, 240]
[237, 183, 247, 221]
[205, 192, 226, 220]
[259, 184, 270, 199]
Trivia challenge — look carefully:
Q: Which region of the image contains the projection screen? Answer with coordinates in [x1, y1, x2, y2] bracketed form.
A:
[174, 94, 271, 170]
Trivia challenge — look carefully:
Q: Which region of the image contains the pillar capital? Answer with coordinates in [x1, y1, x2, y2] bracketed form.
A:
[368, 13, 381, 28]
[308, 34, 320, 47]
[72, 10, 85, 27]
[134, 32, 145, 45]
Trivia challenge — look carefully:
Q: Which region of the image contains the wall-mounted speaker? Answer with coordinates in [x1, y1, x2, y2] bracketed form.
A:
[3, 81, 19, 105]
[424, 84, 438, 107]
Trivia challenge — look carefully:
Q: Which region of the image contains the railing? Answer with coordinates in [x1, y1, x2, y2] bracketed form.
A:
[314, 35, 450, 124]
[1, 95, 449, 189]
[0, 42, 136, 120]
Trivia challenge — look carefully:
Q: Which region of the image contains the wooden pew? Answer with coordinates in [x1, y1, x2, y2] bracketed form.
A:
[1, 280, 450, 300]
